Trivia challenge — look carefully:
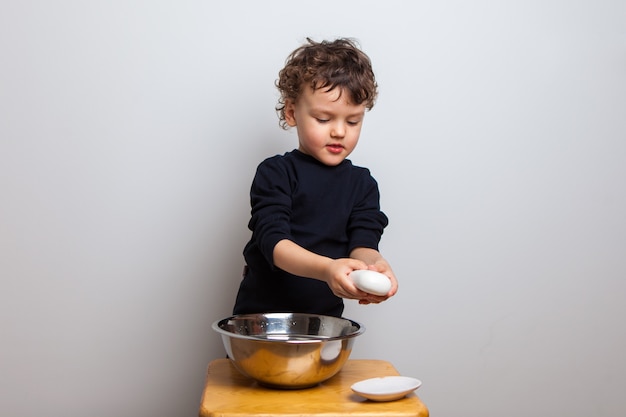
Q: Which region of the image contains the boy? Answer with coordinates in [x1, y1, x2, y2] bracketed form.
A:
[233, 38, 397, 318]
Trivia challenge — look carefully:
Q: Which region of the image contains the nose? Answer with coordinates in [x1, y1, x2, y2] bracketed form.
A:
[330, 121, 345, 138]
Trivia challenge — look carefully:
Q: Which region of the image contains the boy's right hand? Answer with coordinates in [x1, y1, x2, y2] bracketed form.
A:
[324, 258, 382, 303]
[272, 239, 392, 303]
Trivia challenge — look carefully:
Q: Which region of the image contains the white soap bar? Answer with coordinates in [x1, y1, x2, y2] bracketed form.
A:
[350, 270, 391, 296]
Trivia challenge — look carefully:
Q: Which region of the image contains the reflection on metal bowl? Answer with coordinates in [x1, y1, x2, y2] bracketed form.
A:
[212, 312, 365, 389]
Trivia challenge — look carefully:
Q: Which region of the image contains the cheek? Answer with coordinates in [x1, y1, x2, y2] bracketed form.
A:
[302, 123, 326, 141]
[348, 128, 362, 142]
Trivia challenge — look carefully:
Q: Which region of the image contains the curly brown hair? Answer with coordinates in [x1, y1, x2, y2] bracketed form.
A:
[275, 38, 378, 129]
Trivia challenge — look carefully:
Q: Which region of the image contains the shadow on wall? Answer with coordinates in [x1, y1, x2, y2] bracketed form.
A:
[201, 132, 289, 347]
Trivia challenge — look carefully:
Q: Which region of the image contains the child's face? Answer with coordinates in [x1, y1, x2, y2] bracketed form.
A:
[284, 86, 366, 166]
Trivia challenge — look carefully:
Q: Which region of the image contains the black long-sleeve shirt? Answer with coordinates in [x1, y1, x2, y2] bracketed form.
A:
[233, 149, 388, 317]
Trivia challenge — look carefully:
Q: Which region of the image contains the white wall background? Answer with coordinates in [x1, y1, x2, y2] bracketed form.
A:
[1, 1, 624, 416]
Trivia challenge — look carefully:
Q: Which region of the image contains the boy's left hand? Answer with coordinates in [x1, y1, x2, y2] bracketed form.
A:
[357, 261, 398, 304]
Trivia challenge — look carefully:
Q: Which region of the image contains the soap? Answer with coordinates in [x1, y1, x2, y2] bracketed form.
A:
[349, 270, 391, 296]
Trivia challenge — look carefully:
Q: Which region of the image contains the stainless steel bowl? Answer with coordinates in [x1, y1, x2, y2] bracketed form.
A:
[212, 312, 365, 389]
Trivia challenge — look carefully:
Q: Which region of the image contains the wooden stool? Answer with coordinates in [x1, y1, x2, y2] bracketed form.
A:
[199, 358, 429, 417]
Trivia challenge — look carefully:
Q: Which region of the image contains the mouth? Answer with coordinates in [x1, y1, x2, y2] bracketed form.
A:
[326, 144, 344, 154]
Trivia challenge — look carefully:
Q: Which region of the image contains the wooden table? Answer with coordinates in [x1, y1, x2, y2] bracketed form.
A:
[199, 359, 429, 417]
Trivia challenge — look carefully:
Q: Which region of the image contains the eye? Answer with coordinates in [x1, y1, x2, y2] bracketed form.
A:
[347, 120, 361, 126]
[315, 118, 330, 124]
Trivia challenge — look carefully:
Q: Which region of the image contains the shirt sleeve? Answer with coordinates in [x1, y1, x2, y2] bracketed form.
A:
[247, 157, 293, 266]
[347, 169, 389, 252]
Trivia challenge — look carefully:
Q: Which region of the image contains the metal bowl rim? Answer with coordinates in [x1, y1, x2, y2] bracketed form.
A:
[211, 312, 366, 343]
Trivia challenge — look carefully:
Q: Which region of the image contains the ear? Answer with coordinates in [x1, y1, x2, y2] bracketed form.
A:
[284, 99, 297, 127]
